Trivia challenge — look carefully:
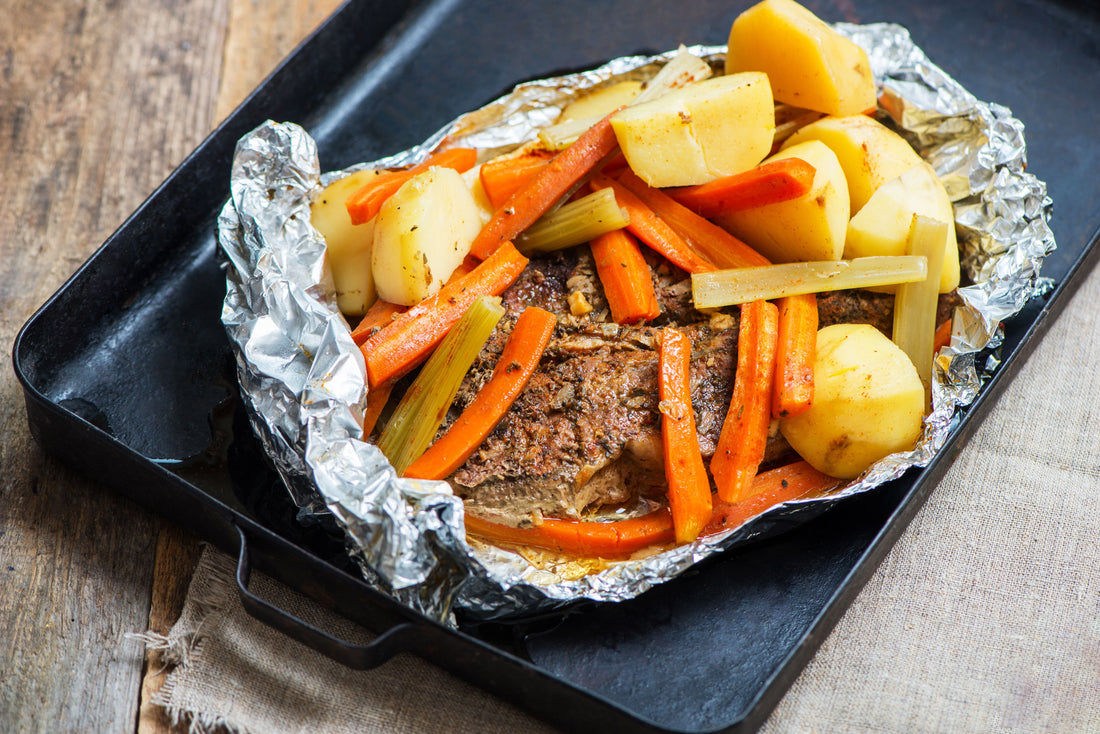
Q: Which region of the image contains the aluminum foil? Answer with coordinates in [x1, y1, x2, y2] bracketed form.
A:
[218, 23, 1055, 623]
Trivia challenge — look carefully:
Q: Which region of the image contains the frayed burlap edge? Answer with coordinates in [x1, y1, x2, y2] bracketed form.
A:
[128, 547, 243, 734]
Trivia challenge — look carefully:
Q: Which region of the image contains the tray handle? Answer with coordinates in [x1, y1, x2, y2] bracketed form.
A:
[233, 524, 417, 669]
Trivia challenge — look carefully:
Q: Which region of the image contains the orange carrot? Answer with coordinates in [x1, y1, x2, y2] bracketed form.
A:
[658, 328, 713, 543]
[361, 381, 394, 438]
[349, 299, 406, 346]
[704, 460, 841, 536]
[464, 508, 675, 558]
[360, 241, 529, 388]
[590, 175, 717, 274]
[469, 111, 621, 260]
[614, 169, 770, 270]
[465, 460, 840, 557]
[404, 307, 556, 480]
[665, 158, 816, 218]
[773, 293, 818, 419]
[711, 300, 780, 503]
[590, 229, 660, 325]
[479, 152, 552, 210]
[933, 318, 953, 354]
[346, 147, 478, 225]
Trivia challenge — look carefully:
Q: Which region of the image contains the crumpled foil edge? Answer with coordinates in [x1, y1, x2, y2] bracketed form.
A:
[218, 25, 1056, 623]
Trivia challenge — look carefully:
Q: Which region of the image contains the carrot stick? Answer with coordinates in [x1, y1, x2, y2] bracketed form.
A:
[404, 307, 556, 480]
[664, 158, 816, 218]
[613, 169, 771, 270]
[773, 293, 818, 419]
[349, 299, 406, 346]
[346, 147, 478, 225]
[590, 175, 717, 274]
[933, 318, 953, 354]
[479, 152, 552, 210]
[703, 460, 841, 536]
[711, 300, 780, 503]
[464, 508, 675, 558]
[465, 460, 840, 558]
[590, 229, 660, 324]
[361, 381, 394, 438]
[361, 241, 529, 388]
[659, 328, 713, 543]
[469, 111, 621, 260]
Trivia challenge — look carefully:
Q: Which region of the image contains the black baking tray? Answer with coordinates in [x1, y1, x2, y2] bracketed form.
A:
[13, 0, 1100, 731]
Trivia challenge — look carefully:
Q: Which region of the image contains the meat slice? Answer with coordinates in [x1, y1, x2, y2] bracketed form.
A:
[441, 252, 960, 526]
[452, 321, 741, 524]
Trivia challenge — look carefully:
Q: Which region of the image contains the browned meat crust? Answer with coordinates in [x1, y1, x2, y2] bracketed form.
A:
[442, 251, 961, 525]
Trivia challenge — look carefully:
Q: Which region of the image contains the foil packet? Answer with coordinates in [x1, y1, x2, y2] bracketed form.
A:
[218, 23, 1055, 623]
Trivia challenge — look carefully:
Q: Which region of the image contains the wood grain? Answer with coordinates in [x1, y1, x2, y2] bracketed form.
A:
[0, 0, 226, 730]
[132, 1, 345, 732]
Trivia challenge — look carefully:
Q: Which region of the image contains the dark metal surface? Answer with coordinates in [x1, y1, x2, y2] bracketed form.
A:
[13, 0, 1100, 732]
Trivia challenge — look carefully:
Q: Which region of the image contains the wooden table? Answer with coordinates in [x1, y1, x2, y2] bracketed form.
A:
[2, 2, 341, 730]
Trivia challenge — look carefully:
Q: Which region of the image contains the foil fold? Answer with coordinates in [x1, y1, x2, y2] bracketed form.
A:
[219, 24, 1055, 623]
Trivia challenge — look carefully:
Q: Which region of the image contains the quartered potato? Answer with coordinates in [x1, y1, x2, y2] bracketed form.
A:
[782, 114, 923, 213]
[372, 166, 482, 306]
[726, 0, 876, 117]
[310, 168, 385, 317]
[845, 162, 960, 293]
[610, 72, 774, 188]
[780, 324, 925, 479]
[560, 80, 643, 122]
[714, 140, 849, 263]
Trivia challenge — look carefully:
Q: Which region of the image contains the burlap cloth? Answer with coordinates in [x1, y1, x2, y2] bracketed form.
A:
[141, 261, 1100, 733]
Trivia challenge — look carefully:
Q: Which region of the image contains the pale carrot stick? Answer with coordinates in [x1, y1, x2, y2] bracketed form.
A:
[711, 300, 780, 503]
[361, 381, 394, 438]
[659, 327, 713, 543]
[933, 318, 953, 354]
[346, 147, 478, 225]
[589, 174, 717, 274]
[613, 169, 771, 270]
[403, 307, 556, 480]
[469, 110, 621, 260]
[590, 229, 660, 324]
[360, 241, 528, 388]
[773, 293, 818, 419]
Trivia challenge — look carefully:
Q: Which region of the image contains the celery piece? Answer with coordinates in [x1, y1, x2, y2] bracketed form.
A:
[376, 295, 505, 474]
[630, 46, 714, 105]
[538, 47, 713, 150]
[892, 215, 948, 408]
[516, 188, 629, 254]
[691, 256, 928, 309]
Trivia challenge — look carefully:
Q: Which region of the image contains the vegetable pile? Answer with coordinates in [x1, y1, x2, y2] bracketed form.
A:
[309, 0, 963, 563]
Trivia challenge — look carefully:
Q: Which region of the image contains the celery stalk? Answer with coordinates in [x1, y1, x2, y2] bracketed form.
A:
[516, 188, 629, 254]
[538, 47, 713, 150]
[630, 45, 714, 104]
[691, 256, 928, 308]
[376, 295, 505, 474]
[892, 215, 948, 408]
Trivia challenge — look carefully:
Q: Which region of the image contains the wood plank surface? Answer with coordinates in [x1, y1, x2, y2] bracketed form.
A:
[0, 0, 328, 730]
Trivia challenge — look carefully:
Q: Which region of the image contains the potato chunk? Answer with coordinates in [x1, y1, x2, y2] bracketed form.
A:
[845, 162, 960, 293]
[780, 324, 924, 479]
[310, 169, 384, 317]
[782, 114, 923, 213]
[560, 80, 643, 122]
[726, 0, 876, 116]
[714, 140, 849, 263]
[371, 167, 482, 306]
[610, 72, 774, 188]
